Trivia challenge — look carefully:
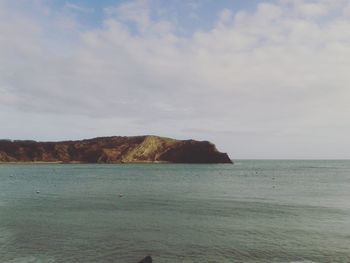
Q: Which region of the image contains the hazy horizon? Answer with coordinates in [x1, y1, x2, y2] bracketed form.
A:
[1, 0, 350, 159]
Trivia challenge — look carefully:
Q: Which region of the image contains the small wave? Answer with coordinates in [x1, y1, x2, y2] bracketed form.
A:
[4, 256, 55, 263]
[0, 228, 13, 245]
[288, 261, 319, 263]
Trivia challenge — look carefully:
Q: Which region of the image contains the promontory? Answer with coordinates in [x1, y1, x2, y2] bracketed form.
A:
[0, 136, 232, 164]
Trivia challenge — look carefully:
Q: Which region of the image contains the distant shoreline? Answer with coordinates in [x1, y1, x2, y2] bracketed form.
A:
[0, 161, 232, 164]
[0, 161, 168, 164]
[0, 136, 232, 164]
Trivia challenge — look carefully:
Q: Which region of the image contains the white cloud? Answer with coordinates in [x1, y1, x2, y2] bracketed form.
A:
[105, 0, 151, 33]
[1, 0, 350, 158]
[64, 2, 94, 13]
[296, 2, 328, 17]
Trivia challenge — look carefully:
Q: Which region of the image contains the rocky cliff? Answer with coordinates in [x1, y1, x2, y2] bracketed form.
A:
[0, 136, 232, 164]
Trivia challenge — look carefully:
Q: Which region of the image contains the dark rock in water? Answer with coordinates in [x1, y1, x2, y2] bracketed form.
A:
[0, 136, 232, 164]
[138, 255, 152, 263]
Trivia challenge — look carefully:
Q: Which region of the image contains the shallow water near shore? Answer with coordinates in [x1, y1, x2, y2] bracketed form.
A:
[0, 160, 350, 263]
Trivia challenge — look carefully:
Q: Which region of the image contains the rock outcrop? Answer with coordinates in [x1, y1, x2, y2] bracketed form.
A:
[0, 136, 232, 164]
[138, 256, 152, 263]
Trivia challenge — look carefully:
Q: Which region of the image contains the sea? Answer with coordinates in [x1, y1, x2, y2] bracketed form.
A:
[0, 160, 350, 263]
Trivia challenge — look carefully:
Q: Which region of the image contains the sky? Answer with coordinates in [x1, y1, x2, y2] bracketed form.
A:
[1, 0, 350, 159]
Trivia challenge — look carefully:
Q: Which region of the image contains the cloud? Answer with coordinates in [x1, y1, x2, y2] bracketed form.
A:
[105, 0, 152, 34]
[64, 2, 94, 14]
[1, 0, 350, 158]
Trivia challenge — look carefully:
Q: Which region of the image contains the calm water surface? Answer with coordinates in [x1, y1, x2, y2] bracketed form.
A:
[0, 160, 350, 262]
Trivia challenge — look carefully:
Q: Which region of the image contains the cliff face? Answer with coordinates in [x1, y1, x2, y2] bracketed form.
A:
[0, 136, 232, 164]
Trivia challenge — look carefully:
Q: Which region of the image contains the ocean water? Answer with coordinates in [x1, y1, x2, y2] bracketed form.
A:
[0, 160, 350, 263]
